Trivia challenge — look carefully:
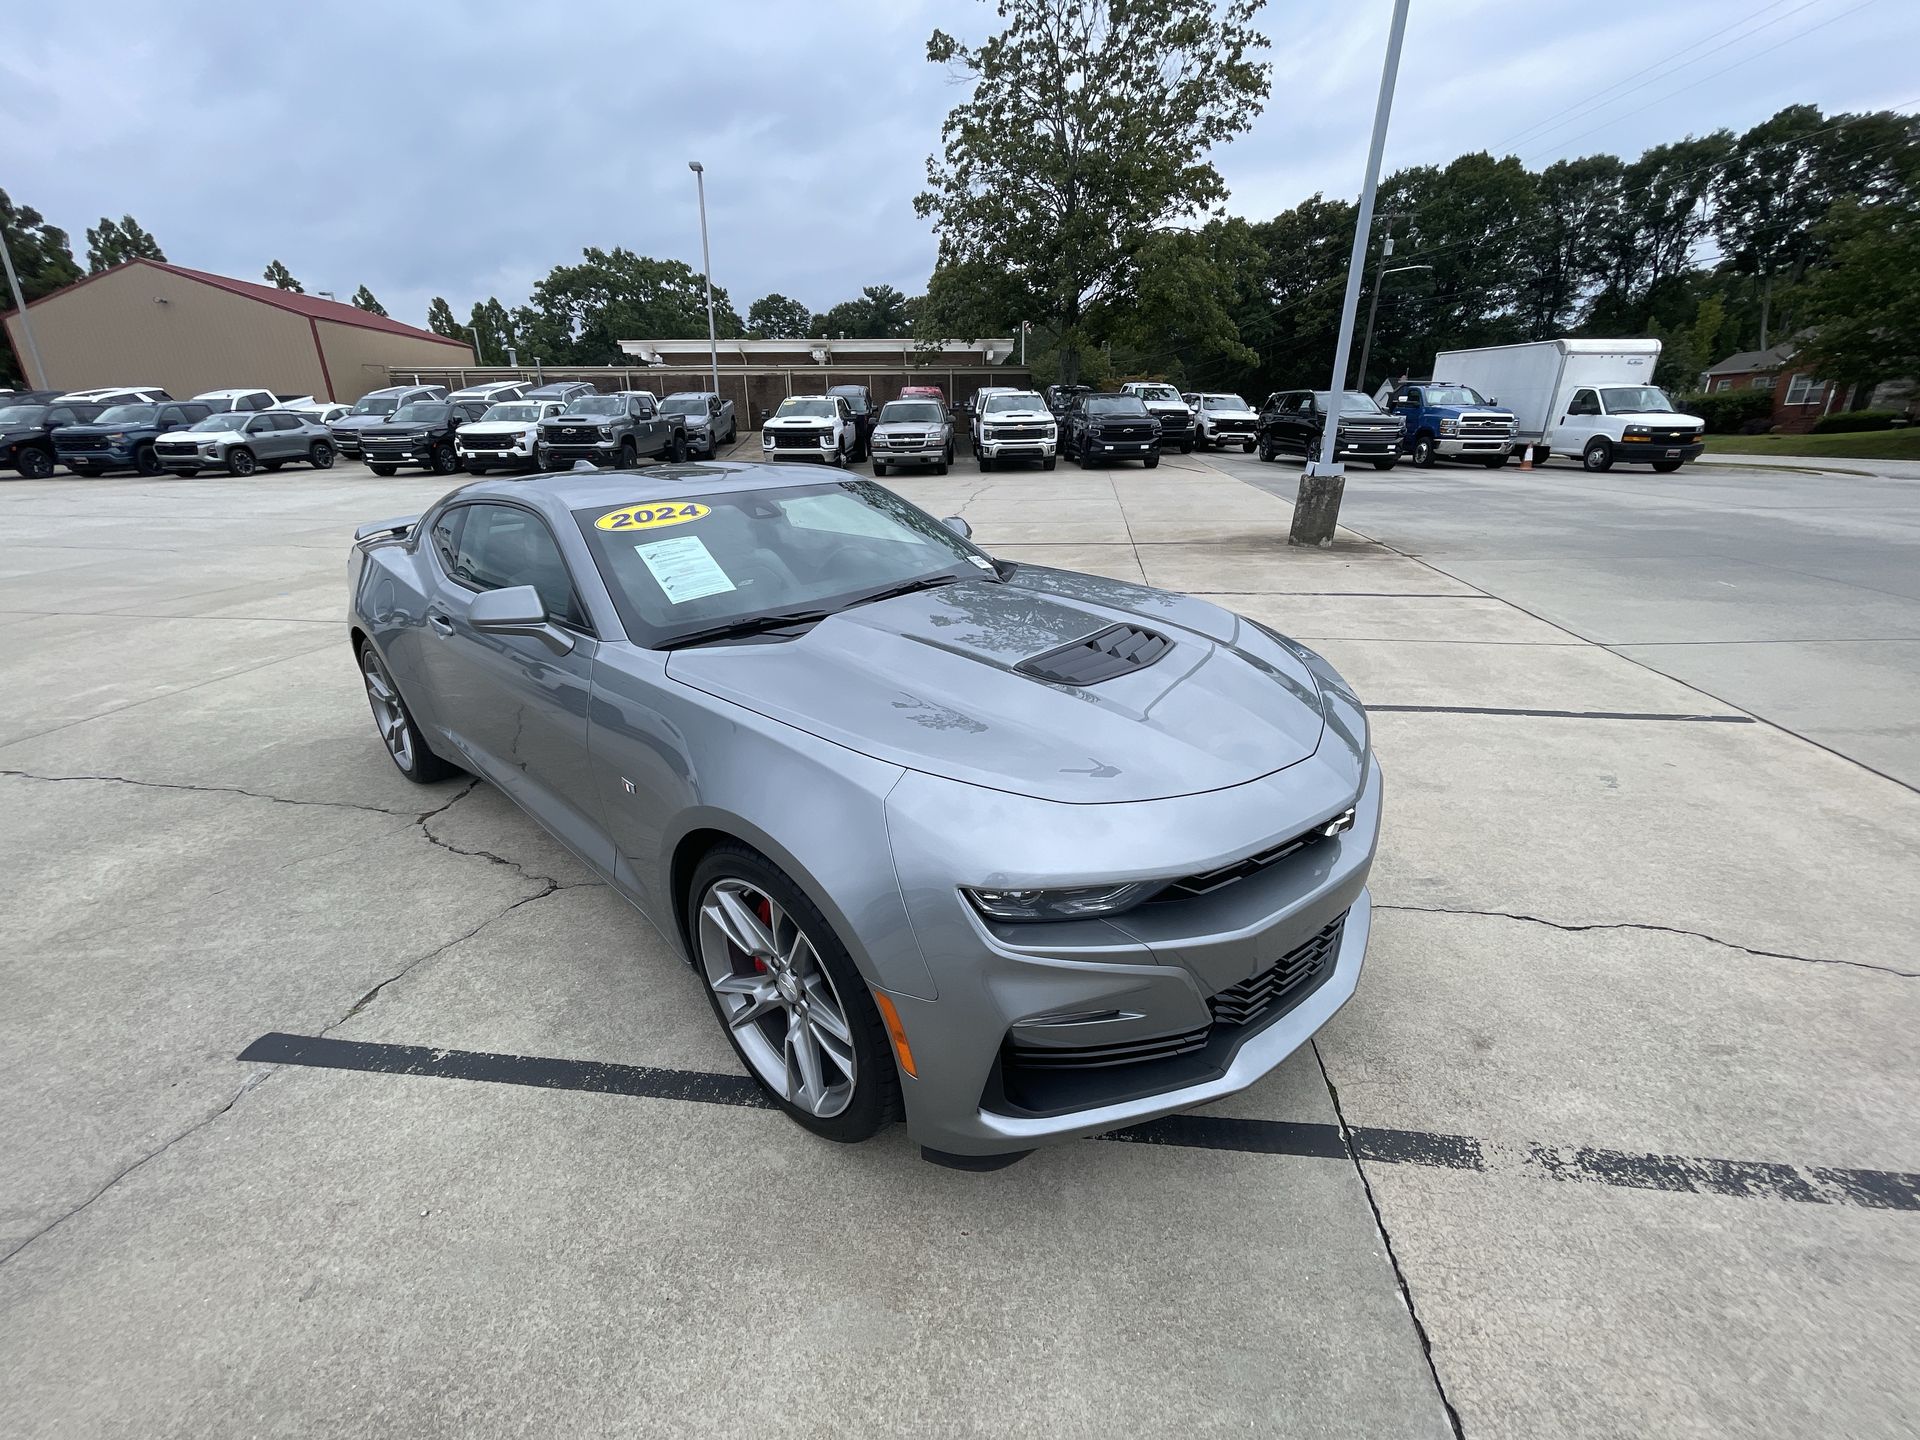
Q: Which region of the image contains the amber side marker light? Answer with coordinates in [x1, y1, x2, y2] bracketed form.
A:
[872, 991, 917, 1078]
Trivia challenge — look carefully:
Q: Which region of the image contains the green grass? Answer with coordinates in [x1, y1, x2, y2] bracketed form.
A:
[1702, 428, 1920, 460]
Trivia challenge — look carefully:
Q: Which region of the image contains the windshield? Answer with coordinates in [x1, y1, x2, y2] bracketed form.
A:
[879, 401, 944, 424]
[575, 479, 989, 647]
[565, 395, 626, 417]
[659, 395, 710, 416]
[391, 403, 449, 424]
[1131, 384, 1182, 402]
[984, 393, 1045, 413]
[1201, 394, 1250, 411]
[830, 390, 870, 413]
[0, 405, 48, 426]
[1422, 385, 1490, 407]
[188, 412, 252, 433]
[1314, 392, 1385, 414]
[1601, 386, 1676, 414]
[349, 396, 399, 417]
[776, 397, 836, 419]
[1086, 396, 1149, 416]
[96, 404, 160, 425]
[482, 403, 541, 423]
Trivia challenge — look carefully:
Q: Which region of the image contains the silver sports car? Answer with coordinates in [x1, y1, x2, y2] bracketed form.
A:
[348, 463, 1380, 1168]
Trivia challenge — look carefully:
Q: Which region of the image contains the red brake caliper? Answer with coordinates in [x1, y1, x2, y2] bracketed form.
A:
[753, 897, 772, 972]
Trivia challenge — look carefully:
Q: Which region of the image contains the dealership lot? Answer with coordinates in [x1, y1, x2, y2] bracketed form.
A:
[3, 445, 1917, 1437]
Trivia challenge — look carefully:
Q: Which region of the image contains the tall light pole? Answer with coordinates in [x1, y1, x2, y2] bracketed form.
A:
[1354, 259, 1431, 396]
[468, 325, 487, 366]
[0, 227, 48, 388]
[688, 161, 720, 397]
[1290, 0, 1411, 548]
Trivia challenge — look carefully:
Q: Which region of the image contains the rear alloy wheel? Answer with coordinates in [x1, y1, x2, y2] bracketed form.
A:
[1583, 438, 1614, 473]
[1412, 434, 1438, 468]
[310, 441, 335, 469]
[16, 446, 54, 478]
[430, 441, 458, 475]
[692, 847, 900, 1142]
[357, 641, 457, 784]
[227, 448, 257, 477]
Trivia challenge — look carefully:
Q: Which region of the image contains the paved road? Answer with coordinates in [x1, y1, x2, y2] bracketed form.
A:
[1231, 452, 1920, 789]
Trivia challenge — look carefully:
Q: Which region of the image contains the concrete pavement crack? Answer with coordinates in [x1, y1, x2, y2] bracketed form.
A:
[1376, 902, 1918, 979]
[0, 767, 414, 816]
[1312, 1040, 1467, 1440]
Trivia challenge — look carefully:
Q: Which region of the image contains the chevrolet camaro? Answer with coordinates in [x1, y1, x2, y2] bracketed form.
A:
[348, 463, 1381, 1168]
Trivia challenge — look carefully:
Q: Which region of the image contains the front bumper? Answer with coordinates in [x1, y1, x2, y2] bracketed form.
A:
[978, 437, 1056, 460]
[330, 431, 370, 457]
[544, 442, 620, 465]
[56, 444, 137, 468]
[459, 443, 536, 466]
[872, 441, 947, 465]
[1083, 437, 1158, 457]
[880, 724, 1380, 1157]
[362, 443, 434, 467]
[1617, 438, 1705, 464]
[1435, 435, 1513, 456]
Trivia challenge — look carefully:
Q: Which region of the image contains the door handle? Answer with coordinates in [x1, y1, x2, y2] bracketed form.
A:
[428, 612, 454, 636]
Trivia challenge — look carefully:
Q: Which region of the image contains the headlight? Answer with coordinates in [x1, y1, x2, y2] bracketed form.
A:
[819, 433, 834, 445]
[965, 881, 1166, 922]
[598, 426, 613, 440]
[1438, 418, 1457, 436]
[1044, 425, 1057, 439]
[106, 432, 128, 442]
[1623, 425, 1651, 438]
[762, 434, 775, 447]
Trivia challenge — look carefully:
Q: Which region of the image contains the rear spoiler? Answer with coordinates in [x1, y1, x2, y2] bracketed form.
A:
[354, 514, 419, 542]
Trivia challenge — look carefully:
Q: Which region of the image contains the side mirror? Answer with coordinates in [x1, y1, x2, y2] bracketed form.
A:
[942, 516, 973, 540]
[469, 584, 575, 656]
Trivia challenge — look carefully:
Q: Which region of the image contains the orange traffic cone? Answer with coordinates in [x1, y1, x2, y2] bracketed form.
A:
[1518, 444, 1533, 472]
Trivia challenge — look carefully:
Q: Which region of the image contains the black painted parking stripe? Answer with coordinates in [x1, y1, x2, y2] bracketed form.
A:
[241, 1032, 1918, 1209]
[1369, 703, 1755, 723]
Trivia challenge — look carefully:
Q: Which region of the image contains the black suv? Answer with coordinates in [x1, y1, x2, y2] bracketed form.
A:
[361, 400, 492, 475]
[827, 384, 877, 461]
[1060, 392, 1162, 468]
[0, 398, 108, 477]
[1256, 390, 1403, 471]
[54, 400, 214, 475]
[537, 392, 689, 469]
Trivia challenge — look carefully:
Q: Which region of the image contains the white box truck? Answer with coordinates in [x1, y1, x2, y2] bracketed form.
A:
[1432, 338, 1707, 473]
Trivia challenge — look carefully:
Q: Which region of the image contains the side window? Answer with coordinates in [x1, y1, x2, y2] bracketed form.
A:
[247, 415, 274, 432]
[1401, 388, 1422, 406]
[448, 503, 587, 629]
[1569, 389, 1600, 416]
[158, 407, 183, 425]
[276, 413, 304, 431]
[50, 407, 75, 425]
[430, 507, 464, 573]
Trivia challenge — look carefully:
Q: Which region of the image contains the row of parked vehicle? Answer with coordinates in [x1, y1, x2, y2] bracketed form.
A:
[0, 383, 348, 478]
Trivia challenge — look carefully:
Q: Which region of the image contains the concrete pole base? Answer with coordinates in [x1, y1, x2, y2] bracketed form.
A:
[1288, 465, 1347, 547]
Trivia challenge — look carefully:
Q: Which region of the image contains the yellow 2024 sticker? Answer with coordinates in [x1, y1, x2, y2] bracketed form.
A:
[595, 501, 710, 533]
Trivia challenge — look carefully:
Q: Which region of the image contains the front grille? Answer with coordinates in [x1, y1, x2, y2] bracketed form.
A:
[548, 425, 602, 445]
[1098, 422, 1156, 442]
[59, 435, 108, 452]
[1209, 915, 1346, 1027]
[770, 428, 826, 450]
[986, 424, 1051, 441]
[1007, 1023, 1212, 1072]
[1151, 825, 1331, 902]
[875, 433, 935, 450]
[155, 440, 199, 456]
[1210, 419, 1255, 435]
[1017, 623, 1170, 686]
[1640, 427, 1696, 444]
[1460, 417, 1513, 437]
[463, 434, 517, 451]
[1154, 412, 1192, 432]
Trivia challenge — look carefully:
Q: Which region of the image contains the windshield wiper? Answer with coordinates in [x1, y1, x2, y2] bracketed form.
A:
[842, 573, 973, 610]
[657, 610, 836, 651]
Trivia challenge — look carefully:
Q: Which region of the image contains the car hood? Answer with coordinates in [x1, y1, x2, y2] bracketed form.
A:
[766, 415, 836, 428]
[874, 421, 944, 435]
[361, 423, 432, 439]
[666, 568, 1328, 803]
[980, 407, 1053, 423]
[331, 414, 397, 431]
[55, 423, 157, 440]
[1618, 410, 1704, 427]
[1202, 408, 1259, 421]
[460, 421, 535, 436]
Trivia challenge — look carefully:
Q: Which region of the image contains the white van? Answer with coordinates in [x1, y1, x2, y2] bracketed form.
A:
[1434, 338, 1706, 473]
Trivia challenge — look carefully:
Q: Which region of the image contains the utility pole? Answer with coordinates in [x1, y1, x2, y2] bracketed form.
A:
[0, 227, 48, 388]
[1355, 256, 1431, 396]
[1290, 0, 1411, 548]
[468, 326, 486, 366]
[689, 161, 720, 397]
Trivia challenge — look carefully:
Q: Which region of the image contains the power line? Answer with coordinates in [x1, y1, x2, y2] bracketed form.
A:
[1494, 0, 1812, 151]
[1522, 0, 1885, 164]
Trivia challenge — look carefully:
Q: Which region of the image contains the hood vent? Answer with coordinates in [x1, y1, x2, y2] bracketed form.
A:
[1017, 623, 1171, 687]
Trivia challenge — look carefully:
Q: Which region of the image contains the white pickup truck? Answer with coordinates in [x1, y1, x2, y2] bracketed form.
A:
[1433, 338, 1705, 473]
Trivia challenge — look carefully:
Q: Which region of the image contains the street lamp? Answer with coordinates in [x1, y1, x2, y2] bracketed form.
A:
[0, 226, 47, 387]
[468, 325, 486, 366]
[1291, 0, 1411, 548]
[1354, 260, 1431, 396]
[689, 161, 720, 397]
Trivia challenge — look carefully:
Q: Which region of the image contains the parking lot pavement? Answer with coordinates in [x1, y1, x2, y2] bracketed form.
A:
[4, 447, 1917, 1438]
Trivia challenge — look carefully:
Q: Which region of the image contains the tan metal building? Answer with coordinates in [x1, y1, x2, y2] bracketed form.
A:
[2, 258, 472, 402]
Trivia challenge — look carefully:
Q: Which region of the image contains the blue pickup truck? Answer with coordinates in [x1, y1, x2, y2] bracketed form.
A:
[1380, 380, 1517, 468]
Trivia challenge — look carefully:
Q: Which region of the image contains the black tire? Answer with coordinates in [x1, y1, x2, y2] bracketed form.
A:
[687, 842, 902, 1143]
[368, 463, 397, 477]
[1179, 440, 1193, 454]
[1481, 454, 1508, 469]
[357, 640, 458, 784]
[978, 455, 994, 472]
[227, 448, 257, 477]
[173, 468, 201, 478]
[1043, 456, 1056, 471]
[73, 464, 104, 477]
[15, 445, 54, 479]
[669, 432, 689, 464]
[1371, 458, 1398, 470]
[134, 444, 162, 477]
[618, 437, 638, 469]
[310, 441, 335, 470]
[1583, 438, 1614, 473]
[263, 460, 285, 472]
[872, 460, 888, 476]
[934, 456, 949, 475]
[1242, 440, 1255, 453]
[1258, 439, 1276, 463]
[1651, 460, 1684, 473]
[1144, 453, 1161, 469]
[465, 461, 488, 475]
[1411, 434, 1438, 468]
[429, 441, 458, 476]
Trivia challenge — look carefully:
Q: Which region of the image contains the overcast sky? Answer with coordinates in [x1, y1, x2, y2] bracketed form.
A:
[4, 0, 1915, 332]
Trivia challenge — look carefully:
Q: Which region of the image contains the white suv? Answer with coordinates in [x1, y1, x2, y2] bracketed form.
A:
[973, 390, 1057, 472]
[761, 394, 857, 464]
[1186, 391, 1260, 452]
[455, 399, 566, 473]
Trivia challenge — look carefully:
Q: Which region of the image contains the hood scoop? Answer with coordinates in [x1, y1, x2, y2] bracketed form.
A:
[1017, 624, 1171, 686]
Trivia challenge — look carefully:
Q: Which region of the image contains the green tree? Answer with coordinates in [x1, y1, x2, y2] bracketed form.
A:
[84, 214, 165, 271]
[1587, 132, 1732, 326]
[519, 247, 742, 363]
[1511, 155, 1624, 338]
[350, 285, 388, 317]
[1799, 197, 1920, 386]
[746, 292, 812, 338]
[1227, 195, 1356, 396]
[915, 0, 1270, 381]
[0, 189, 82, 385]
[426, 296, 463, 340]
[468, 299, 518, 364]
[263, 259, 304, 292]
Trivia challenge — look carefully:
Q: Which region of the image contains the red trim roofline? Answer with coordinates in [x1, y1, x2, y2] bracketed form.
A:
[1, 257, 470, 350]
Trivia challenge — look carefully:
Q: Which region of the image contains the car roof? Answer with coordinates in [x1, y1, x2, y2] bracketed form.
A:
[194, 388, 267, 397]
